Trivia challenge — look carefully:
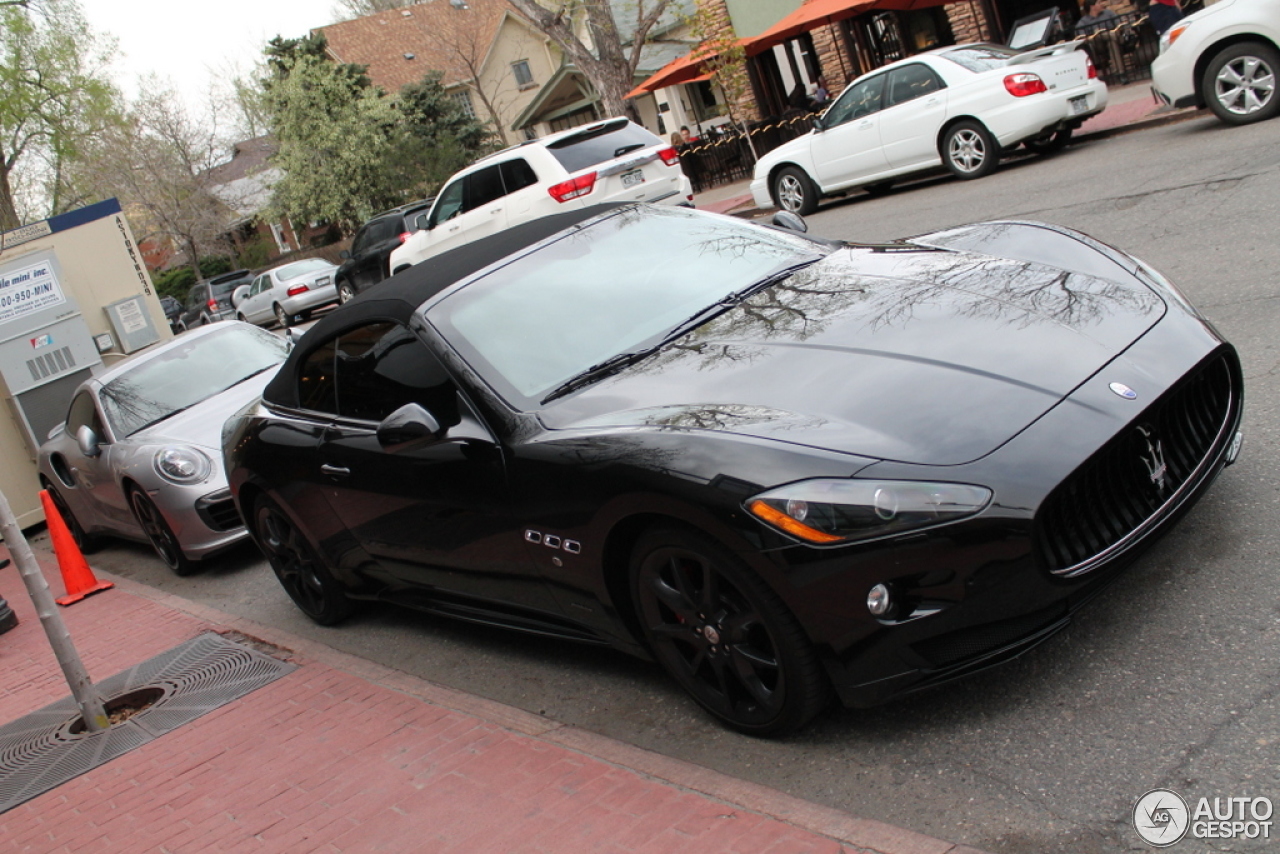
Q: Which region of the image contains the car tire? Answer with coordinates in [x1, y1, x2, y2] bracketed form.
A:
[630, 525, 830, 736]
[772, 166, 819, 216]
[1023, 127, 1072, 155]
[42, 480, 103, 554]
[128, 488, 197, 576]
[253, 496, 353, 626]
[236, 313, 247, 323]
[274, 304, 292, 329]
[1202, 41, 1280, 125]
[198, 313, 211, 326]
[338, 281, 357, 304]
[942, 120, 1000, 179]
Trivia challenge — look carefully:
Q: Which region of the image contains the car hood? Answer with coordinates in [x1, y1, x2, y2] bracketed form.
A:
[541, 244, 1166, 466]
[130, 368, 279, 453]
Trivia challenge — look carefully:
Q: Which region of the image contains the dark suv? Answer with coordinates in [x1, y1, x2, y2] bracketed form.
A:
[335, 199, 434, 303]
[178, 269, 255, 329]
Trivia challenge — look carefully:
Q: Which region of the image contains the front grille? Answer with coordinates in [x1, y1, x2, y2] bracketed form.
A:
[195, 490, 243, 533]
[1035, 353, 1237, 576]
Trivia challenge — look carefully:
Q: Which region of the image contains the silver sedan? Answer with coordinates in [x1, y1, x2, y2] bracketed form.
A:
[234, 258, 340, 329]
[38, 322, 289, 575]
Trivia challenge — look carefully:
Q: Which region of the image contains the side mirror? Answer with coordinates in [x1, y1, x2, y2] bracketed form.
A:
[232, 284, 250, 307]
[771, 211, 808, 233]
[76, 425, 101, 458]
[376, 403, 442, 449]
[810, 116, 824, 133]
[339, 249, 351, 260]
[417, 213, 431, 231]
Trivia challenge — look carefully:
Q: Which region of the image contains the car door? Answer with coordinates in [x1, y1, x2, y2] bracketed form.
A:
[879, 63, 949, 170]
[59, 390, 134, 531]
[424, 165, 511, 257]
[239, 275, 271, 325]
[307, 321, 556, 610]
[811, 72, 891, 189]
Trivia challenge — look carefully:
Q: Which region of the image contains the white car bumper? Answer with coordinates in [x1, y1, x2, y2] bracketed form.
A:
[987, 79, 1110, 146]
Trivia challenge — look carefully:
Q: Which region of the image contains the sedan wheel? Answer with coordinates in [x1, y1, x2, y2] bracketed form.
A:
[338, 281, 356, 304]
[1204, 42, 1280, 125]
[942, 120, 999, 179]
[254, 497, 353, 625]
[772, 166, 819, 216]
[129, 489, 196, 576]
[630, 526, 829, 736]
[274, 304, 292, 328]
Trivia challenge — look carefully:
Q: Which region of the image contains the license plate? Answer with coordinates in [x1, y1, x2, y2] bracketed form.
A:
[1069, 95, 1088, 115]
[621, 169, 645, 188]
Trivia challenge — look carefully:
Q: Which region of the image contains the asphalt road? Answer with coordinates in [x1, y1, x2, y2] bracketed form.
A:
[71, 112, 1280, 853]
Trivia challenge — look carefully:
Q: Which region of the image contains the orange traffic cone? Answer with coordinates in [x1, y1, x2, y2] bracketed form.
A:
[39, 490, 114, 606]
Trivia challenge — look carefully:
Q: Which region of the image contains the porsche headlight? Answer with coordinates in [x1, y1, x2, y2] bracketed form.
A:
[746, 479, 992, 545]
[154, 446, 212, 484]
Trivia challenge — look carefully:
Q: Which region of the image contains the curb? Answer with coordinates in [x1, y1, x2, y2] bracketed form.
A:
[86, 565, 992, 854]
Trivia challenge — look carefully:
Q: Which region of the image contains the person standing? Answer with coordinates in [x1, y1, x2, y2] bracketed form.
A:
[1148, 0, 1182, 36]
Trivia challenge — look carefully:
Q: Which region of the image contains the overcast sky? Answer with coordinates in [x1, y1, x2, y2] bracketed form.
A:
[79, 0, 344, 114]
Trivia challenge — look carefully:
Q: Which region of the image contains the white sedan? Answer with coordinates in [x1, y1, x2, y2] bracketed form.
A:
[751, 42, 1108, 214]
[234, 258, 340, 329]
[1151, 0, 1280, 126]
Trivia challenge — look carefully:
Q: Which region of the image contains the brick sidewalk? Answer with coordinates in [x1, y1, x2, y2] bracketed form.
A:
[0, 545, 985, 854]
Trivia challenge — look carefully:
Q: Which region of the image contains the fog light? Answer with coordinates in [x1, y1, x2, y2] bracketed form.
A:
[1226, 430, 1243, 464]
[867, 583, 891, 617]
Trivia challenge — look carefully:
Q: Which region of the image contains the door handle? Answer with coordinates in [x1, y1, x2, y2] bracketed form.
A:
[320, 464, 351, 479]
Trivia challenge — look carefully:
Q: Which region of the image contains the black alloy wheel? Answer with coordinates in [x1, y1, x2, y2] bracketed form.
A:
[338, 281, 357, 304]
[772, 166, 820, 216]
[1023, 127, 1072, 155]
[254, 497, 353, 625]
[942, 120, 999, 179]
[129, 489, 197, 576]
[42, 480, 102, 554]
[1203, 42, 1280, 125]
[630, 526, 829, 736]
[274, 304, 293, 329]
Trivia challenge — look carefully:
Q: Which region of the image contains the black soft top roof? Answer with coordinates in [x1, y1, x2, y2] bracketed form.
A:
[263, 203, 626, 408]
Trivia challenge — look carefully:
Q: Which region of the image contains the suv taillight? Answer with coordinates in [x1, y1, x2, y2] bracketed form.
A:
[658, 146, 680, 166]
[1003, 73, 1047, 97]
[206, 297, 218, 310]
[398, 231, 412, 244]
[548, 172, 598, 203]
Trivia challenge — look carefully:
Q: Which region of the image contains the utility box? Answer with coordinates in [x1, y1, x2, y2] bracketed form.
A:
[0, 199, 170, 529]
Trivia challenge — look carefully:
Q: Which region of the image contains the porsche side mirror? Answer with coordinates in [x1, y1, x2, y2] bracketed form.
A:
[76, 425, 101, 458]
[771, 211, 808, 233]
[376, 403, 442, 449]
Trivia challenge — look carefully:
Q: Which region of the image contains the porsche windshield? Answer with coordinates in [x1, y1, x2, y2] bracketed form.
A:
[428, 207, 828, 407]
[100, 324, 289, 436]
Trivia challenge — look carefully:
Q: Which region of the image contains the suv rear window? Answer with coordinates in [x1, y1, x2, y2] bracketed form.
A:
[545, 120, 665, 174]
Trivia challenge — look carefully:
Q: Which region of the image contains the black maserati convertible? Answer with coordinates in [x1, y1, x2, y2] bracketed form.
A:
[223, 204, 1242, 735]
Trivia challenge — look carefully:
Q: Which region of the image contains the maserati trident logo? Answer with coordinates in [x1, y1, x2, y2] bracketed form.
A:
[1136, 424, 1168, 492]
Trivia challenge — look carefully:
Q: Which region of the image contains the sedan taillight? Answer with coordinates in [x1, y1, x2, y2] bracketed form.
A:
[286, 284, 309, 297]
[1004, 73, 1048, 97]
[1086, 55, 1098, 79]
[548, 172, 598, 203]
[658, 146, 680, 166]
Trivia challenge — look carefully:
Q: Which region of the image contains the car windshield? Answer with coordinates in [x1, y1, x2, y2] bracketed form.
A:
[941, 45, 1019, 72]
[427, 207, 828, 407]
[274, 258, 332, 279]
[99, 324, 289, 437]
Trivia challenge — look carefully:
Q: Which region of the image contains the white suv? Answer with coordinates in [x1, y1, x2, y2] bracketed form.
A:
[389, 118, 693, 273]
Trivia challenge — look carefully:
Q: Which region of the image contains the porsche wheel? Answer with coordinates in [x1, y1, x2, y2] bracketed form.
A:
[254, 497, 352, 625]
[942, 120, 999, 179]
[630, 526, 829, 736]
[129, 489, 197, 576]
[772, 166, 819, 216]
[1203, 42, 1280, 125]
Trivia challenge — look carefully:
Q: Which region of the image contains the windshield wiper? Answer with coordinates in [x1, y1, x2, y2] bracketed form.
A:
[539, 261, 819, 405]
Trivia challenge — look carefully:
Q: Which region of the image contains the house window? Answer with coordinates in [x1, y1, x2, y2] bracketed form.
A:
[512, 60, 535, 89]
[451, 90, 476, 118]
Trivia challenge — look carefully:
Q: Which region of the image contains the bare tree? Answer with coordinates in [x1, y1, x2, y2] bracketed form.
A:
[506, 0, 675, 118]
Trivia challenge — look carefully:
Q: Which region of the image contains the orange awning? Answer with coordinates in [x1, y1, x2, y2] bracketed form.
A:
[625, 45, 724, 99]
[742, 0, 954, 56]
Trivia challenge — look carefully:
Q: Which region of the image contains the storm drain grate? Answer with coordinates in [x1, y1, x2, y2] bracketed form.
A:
[0, 632, 295, 813]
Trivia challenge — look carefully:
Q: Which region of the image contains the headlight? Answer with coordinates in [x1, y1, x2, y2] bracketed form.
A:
[746, 479, 992, 545]
[154, 446, 212, 484]
[1159, 24, 1187, 54]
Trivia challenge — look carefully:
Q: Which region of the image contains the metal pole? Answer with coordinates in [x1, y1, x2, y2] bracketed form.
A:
[0, 488, 109, 732]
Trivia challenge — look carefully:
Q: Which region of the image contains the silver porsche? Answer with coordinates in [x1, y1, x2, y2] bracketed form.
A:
[38, 321, 289, 575]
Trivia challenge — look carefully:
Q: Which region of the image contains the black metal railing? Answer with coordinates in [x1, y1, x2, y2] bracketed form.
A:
[675, 113, 815, 193]
[1072, 10, 1161, 86]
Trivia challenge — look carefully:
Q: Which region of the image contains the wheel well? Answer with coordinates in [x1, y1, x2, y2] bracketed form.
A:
[766, 162, 808, 198]
[936, 116, 983, 152]
[601, 513, 681, 646]
[392, 264, 411, 276]
[1194, 36, 1280, 106]
[236, 484, 265, 535]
